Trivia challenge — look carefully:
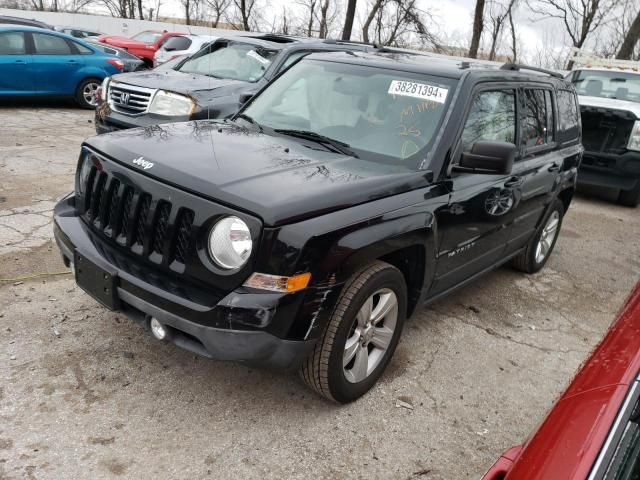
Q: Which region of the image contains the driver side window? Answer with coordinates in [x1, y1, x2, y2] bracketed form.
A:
[461, 90, 516, 152]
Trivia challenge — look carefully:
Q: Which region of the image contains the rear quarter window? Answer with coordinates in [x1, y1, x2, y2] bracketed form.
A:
[556, 89, 580, 145]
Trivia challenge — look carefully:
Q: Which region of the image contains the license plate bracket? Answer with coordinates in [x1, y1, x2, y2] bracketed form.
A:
[74, 251, 119, 310]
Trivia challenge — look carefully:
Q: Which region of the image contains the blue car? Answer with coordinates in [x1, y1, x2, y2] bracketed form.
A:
[0, 26, 124, 108]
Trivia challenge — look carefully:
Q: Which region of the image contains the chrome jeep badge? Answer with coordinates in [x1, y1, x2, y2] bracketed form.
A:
[132, 156, 153, 170]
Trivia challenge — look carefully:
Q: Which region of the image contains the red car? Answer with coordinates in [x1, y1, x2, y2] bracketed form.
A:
[483, 282, 640, 480]
[96, 30, 184, 67]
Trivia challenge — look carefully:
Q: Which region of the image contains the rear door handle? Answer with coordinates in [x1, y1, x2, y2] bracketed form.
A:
[548, 164, 560, 172]
[505, 176, 524, 188]
[67, 60, 79, 64]
[14, 59, 26, 64]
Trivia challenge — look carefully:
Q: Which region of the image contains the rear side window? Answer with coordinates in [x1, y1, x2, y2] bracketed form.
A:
[74, 42, 93, 54]
[163, 36, 191, 51]
[33, 33, 72, 55]
[556, 89, 580, 144]
[522, 89, 553, 148]
[461, 90, 516, 152]
[0, 31, 25, 54]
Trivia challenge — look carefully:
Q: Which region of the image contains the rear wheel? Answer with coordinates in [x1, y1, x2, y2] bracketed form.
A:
[75, 78, 101, 109]
[300, 261, 407, 403]
[618, 183, 640, 207]
[511, 198, 564, 274]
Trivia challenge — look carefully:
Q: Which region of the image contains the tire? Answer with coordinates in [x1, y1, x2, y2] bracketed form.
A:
[75, 77, 101, 109]
[618, 183, 640, 207]
[511, 198, 564, 274]
[300, 261, 407, 403]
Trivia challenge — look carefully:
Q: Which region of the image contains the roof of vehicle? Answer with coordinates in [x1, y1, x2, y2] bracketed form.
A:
[0, 15, 53, 29]
[218, 34, 379, 53]
[572, 65, 640, 75]
[304, 50, 572, 84]
[0, 25, 78, 36]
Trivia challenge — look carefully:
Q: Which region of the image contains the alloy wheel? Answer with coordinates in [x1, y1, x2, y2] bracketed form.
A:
[535, 210, 560, 264]
[83, 82, 99, 106]
[343, 288, 398, 384]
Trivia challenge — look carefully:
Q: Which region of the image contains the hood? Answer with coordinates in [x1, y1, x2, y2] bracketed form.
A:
[578, 94, 640, 119]
[98, 35, 145, 47]
[84, 121, 429, 226]
[111, 70, 247, 98]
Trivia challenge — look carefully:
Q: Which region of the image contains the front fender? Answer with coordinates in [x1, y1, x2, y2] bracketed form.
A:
[254, 185, 448, 339]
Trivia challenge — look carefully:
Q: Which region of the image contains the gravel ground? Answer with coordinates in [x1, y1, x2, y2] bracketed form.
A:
[1, 105, 639, 480]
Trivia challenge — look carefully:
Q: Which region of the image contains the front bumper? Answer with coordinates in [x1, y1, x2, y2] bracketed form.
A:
[94, 106, 192, 134]
[53, 194, 318, 369]
[577, 150, 640, 191]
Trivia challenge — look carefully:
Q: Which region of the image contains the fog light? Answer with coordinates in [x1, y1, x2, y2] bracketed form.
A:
[150, 317, 167, 340]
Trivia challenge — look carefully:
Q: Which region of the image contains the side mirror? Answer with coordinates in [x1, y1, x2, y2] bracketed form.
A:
[239, 92, 254, 104]
[455, 141, 516, 175]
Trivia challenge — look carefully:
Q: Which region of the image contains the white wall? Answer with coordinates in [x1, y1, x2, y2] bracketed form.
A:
[0, 8, 250, 37]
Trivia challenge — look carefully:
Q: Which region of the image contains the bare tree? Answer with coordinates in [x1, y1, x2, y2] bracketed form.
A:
[205, 0, 231, 26]
[617, 9, 640, 59]
[508, 7, 517, 61]
[231, 0, 257, 30]
[527, 0, 615, 68]
[318, 0, 330, 37]
[362, 0, 385, 43]
[296, 0, 318, 36]
[368, 0, 439, 47]
[341, 0, 357, 39]
[468, 0, 486, 57]
[486, 0, 517, 60]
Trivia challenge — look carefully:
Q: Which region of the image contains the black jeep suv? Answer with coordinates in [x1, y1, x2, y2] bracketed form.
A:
[54, 52, 582, 402]
[94, 34, 378, 135]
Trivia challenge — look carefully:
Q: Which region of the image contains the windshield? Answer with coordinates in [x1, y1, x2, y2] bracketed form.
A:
[243, 60, 455, 168]
[178, 41, 277, 82]
[571, 69, 640, 103]
[131, 31, 162, 44]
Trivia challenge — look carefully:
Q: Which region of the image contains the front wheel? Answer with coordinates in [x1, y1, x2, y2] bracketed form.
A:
[511, 198, 564, 274]
[75, 78, 101, 109]
[618, 183, 640, 207]
[301, 261, 407, 403]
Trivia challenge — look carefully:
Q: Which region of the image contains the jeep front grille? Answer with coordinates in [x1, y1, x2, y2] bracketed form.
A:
[108, 83, 154, 115]
[80, 162, 195, 269]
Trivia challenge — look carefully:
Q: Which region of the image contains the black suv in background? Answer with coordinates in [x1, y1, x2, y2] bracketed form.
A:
[55, 52, 582, 402]
[94, 34, 379, 134]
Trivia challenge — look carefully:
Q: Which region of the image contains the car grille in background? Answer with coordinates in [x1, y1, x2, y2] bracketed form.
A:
[108, 83, 154, 115]
[80, 163, 195, 269]
[580, 107, 635, 155]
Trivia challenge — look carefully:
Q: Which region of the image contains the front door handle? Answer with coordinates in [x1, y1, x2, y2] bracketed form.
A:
[14, 59, 26, 64]
[548, 164, 560, 172]
[505, 176, 524, 188]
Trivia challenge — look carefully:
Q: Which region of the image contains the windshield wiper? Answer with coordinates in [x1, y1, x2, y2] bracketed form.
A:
[274, 129, 358, 157]
[234, 113, 263, 132]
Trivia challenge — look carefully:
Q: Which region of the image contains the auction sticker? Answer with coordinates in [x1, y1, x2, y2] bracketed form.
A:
[388, 80, 448, 103]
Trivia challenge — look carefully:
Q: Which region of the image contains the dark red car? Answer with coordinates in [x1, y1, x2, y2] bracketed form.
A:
[483, 282, 640, 480]
[97, 30, 183, 66]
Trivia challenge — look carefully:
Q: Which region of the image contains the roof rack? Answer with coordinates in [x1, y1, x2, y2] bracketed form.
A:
[568, 48, 640, 71]
[500, 63, 564, 78]
[323, 38, 380, 48]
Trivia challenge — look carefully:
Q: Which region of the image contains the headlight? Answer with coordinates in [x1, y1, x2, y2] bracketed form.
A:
[628, 120, 640, 152]
[77, 152, 94, 195]
[148, 90, 195, 116]
[208, 216, 252, 269]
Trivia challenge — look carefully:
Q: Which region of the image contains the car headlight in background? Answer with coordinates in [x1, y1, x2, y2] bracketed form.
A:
[628, 121, 640, 151]
[208, 216, 252, 269]
[96, 76, 110, 103]
[148, 90, 195, 116]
